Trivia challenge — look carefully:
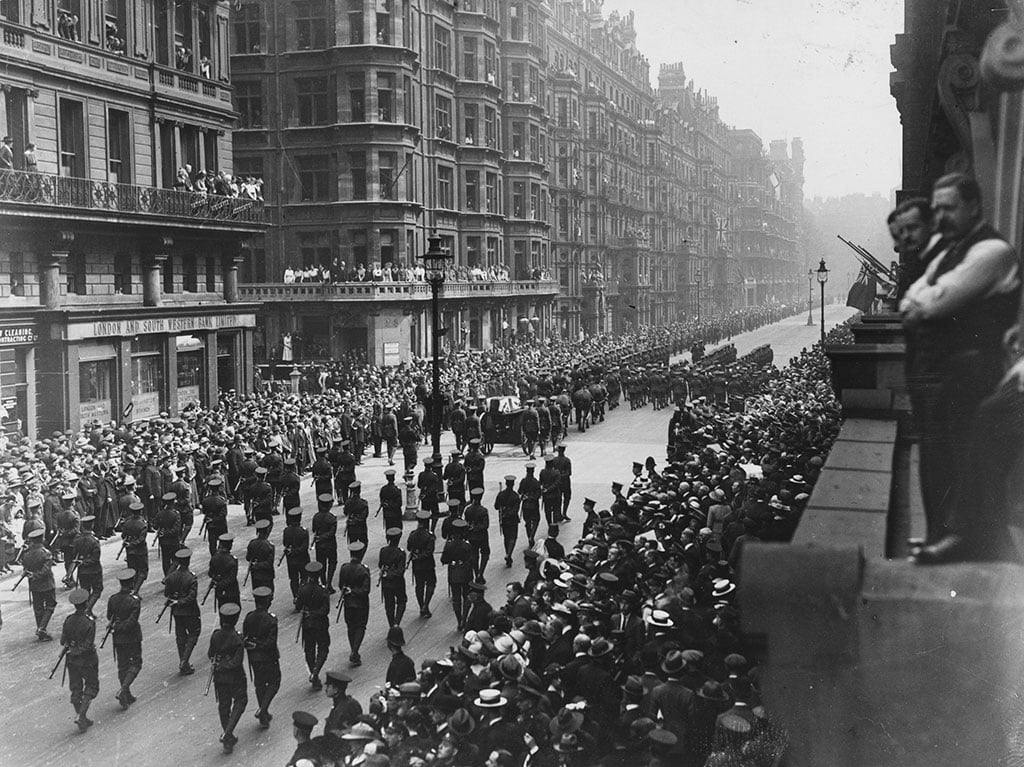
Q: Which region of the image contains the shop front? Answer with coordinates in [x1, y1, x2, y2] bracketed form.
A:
[0, 320, 38, 441]
[37, 309, 257, 434]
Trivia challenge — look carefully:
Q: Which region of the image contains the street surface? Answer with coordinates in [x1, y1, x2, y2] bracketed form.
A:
[0, 305, 857, 767]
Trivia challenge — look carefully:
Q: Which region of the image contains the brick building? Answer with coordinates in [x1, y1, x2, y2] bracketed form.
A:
[0, 0, 263, 439]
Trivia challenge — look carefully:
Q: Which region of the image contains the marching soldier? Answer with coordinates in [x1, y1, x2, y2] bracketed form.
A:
[164, 547, 201, 675]
[464, 439, 486, 493]
[155, 493, 182, 578]
[520, 400, 540, 459]
[311, 447, 333, 499]
[450, 399, 467, 453]
[441, 519, 473, 631]
[333, 440, 356, 503]
[399, 416, 419, 473]
[464, 405, 482, 446]
[378, 528, 408, 628]
[250, 467, 274, 527]
[381, 405, 399, 466]
[464, 487, 490, 582]
[106, 568, 142, 709]
[72, 515, 103, 615]
[200, 477, 229, 558]
[444, 451, 467, 508]
[261, 437, 285, 512]
[282, 507, 311, 603]
[417, 456, 443, 533]
[539, 456, 562, 528]
[311, 493, 339, 593]
[551, 444, 573, 522]
[61, 588, 99, 732]
[208, 602, 248, 754]
[536, 397, 552, 457]
[379, 469, 404, 532]
[243, 586, 281, 729]
[21, 528, 57, 640]
[496, 475, 521, 567]
[295, 561, 331, 689]
[343, 482, 369, 552]
[407, 510, 437, 618]
[121, 502, 149, 591]
[209, 534, 241, 609]
[518, 463, 542, 549]
[247, 518, 276, 593]
[238, 447, 258, 525]
[440, 498, 463, 540]
[547, 398, 563, 446]
[280, 458, 301, 514]
[55, 492, 80, 584]
[167, 469, 192, 542]
[336, 540, 370, 667]
[115, 476, 140, 533]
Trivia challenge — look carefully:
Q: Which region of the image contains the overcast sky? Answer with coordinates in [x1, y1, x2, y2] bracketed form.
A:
[602, 0, 904, 201]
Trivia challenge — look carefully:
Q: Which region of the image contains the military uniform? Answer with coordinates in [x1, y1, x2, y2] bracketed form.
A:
[378, 532, 408, 627]
[246, 519, 276, 592]
[398, 419, 419, 473]
[518, 465, 542, 547]
[379, 471, 404, 532]
[444, 453, 467, 507]
[21, 532, 57, 639]
[121, 504, 149, 590]
[71, 519, 103, 614]
[407, 511, 437, 618]
[336, 542, 371, 666]
[280, 461, 301, 512]
[61, 589, 99, 731]
[155, 498, 182, 577]
[311, 494, 339, 591]
[496, 478, 521, 566]
[208, 603, 248, 753]
[551, 448, 573, 520]
[323, 671, 363, 735]
[464, 441, 486, 492]
[539, 458, 563, 528]
[334, 445, 356, 502]
[164, 548, 201, 674]
[200, 481, 229, 557]
[282, 508, 311, 601]
[243, 587, 280, 728]
[441, 521, 473, 629]
[464, 490, 490, 581]
[417, 458, 443, 531]
[342, 484, 369, 551]
[106, 569, 142, 708]
[295, 561, 331, 687]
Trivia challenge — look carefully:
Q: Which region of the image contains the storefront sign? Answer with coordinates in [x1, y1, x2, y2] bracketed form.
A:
[0, 326, 38, 346]
[177, 385, 200, 411]
[382, 341, 400, 367]
[80, 399, 112, 424]
[65, 313, 256, 341]
[131, 392, 161, 421]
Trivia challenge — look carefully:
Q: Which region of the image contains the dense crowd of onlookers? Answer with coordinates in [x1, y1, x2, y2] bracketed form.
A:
[280, 263, 554, 285]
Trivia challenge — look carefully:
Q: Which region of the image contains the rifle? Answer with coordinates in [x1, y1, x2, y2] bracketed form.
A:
[201, 578, 216, 606]
[296, 611, 305, 644]
[63, 559, 82, 587]
[335, 591, 346, 623]
[242, 565, 251, 587]
[198, 517, 207, 539]
[99, 621, 115, 649]
[48, 646, 68, 680]
[48, 530, 62, 549]
[204, 663, 216, 697]
[155, 598, 173, 624]
[115, 542, 126, 561]
[277, 547, 289, 567]
[11, 571, 28, 591]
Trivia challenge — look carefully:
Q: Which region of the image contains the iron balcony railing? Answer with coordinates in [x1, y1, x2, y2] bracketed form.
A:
[0, 170, 265, 224]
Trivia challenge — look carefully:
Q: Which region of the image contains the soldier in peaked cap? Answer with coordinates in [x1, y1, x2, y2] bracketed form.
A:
[61, 588, 99, 732]
[54, 492, 80, 583]
[336, 540, 371, 666]
[155, 493, 182, 578]
[72, 516, 103, 614]
[200, 476, 229, 557]
[496, 475, 521, 567]
[518, 462, 542, 548]
[21, 528, 57, 641]
[323, 670, 362, 735]
[539, 456, 562, 528]
[464, 486, 491, 582]
[243, 586, 281, 729]
[209, 533, 241, 609]
[208, 602, 248, 754]
[343, 481, 369, 553]
[121, 501, 149, 591]
[106, 568, 142, 709]
[295, 561, 331, 689]
[398, 415, 420, 473]
[164, 547, 201, 675]
[464, 438, 486, 493]
[280, 457, 301, 514]
[444, 450, 467, 507]
[385, 626, 416, 686]
[282, 507, 311, 603]
[247, 518, 276, 592]
[551, 444, 573, 522]
[379, 468, 404, 532]
[417, 456, 443, 532]
[311, 493, 339, 592]
[407, 509, 437, 618]
[441, 518, 473, 630]
[311, 447, 334, 499]
[288, 711, 323, 767]
[378, 527, 408, 627]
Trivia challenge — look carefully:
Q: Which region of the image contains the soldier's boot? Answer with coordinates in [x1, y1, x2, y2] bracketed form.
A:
[394, 598, 406, 627]
[37, 607, 54, 641]
[85, 590, 101, 617]
[76, 695, 95, 731]
[119, 664, 141, 707]
[311, 652, 327, 689]
[179, 635, 198, 675]
[222, 699, 246, 753]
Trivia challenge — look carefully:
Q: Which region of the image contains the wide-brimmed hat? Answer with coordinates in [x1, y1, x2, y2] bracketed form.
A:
[340, 722, 377, 741]
[548, 707, 584, 736]
[448, 708, 476, 736]
[474, 689, 508, 708]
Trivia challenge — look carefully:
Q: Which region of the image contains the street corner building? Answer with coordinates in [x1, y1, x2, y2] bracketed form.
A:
[0, 0, 266, 439]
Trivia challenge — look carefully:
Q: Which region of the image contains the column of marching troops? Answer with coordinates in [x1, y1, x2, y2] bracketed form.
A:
[13, 424, 579, 754]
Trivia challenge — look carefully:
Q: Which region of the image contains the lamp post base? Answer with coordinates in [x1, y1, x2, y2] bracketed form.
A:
[806, 312, 814, 326]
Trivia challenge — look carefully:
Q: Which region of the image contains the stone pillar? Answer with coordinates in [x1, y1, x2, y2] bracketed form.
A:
[224, 254, 244, 303]
[143, 254, 167, 307]
[38, 251, 68, 309]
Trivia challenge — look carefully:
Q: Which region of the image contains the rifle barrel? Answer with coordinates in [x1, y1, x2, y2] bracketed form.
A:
[11, 572, 28, 591]
[48, 648, 68, 679]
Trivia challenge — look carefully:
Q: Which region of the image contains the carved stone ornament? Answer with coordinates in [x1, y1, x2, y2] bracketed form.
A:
[937, 53, 982, 171]
[981, 19, 1024, 92]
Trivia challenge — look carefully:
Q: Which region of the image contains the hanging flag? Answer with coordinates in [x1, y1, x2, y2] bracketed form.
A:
[846, 267, 876, 313]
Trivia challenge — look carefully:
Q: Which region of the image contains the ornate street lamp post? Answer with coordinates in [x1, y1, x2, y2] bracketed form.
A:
[419, 235, 453, 472]
[806, 268, 814, 326]
[816, 258, 829, 345]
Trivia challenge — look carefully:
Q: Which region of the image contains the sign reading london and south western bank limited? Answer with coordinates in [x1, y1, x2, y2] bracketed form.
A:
[64, 313, 257, 341]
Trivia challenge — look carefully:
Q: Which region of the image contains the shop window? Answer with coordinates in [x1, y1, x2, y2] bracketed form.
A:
[176, 343, 203, 410]
[131, 354, 163, 421]
[79, 358, 114, 425]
